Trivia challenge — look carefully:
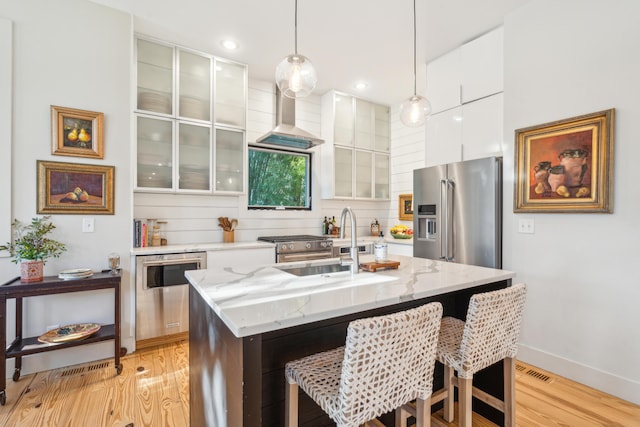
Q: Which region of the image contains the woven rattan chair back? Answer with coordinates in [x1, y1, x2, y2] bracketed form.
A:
[286, 302, 442, 426]
[458, 283, 527, 377]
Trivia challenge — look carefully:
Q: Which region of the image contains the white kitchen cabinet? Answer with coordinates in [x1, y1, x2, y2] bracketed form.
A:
[425, 93, 503, 167]
[321, 90, 390, 200]
[460, 93, 503, 161]
[207, 247, 274, 268]
[425, 49, 461, 114]
[134, 36, 247, 194]
[461, 26, 503, 104]
[425, 107, 463, 167]
[425, 26, 503, 114]
[387, 241, 413, 257]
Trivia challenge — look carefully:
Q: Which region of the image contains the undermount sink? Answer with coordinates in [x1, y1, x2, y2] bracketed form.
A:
[276, 263, 351, 277]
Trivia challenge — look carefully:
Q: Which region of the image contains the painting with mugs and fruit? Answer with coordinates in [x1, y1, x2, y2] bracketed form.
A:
[514, 109, 614, 213]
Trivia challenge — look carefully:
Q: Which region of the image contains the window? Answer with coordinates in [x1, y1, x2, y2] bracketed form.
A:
[248, 147, 311, 209]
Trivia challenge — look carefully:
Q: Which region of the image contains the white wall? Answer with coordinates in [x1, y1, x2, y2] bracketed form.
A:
[503, 0, 640, 404]
[0, 0, 133, 374]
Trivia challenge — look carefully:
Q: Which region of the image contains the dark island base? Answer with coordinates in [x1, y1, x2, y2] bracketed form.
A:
[190, 280, 510, 426]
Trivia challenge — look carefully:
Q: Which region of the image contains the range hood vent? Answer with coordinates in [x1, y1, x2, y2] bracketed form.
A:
[255, 88, 324, 150]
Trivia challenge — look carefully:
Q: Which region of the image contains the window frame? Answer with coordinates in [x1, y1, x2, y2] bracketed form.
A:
[247, 145, 312, 211]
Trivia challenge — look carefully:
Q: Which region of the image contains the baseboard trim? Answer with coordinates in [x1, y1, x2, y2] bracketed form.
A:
[136, 332, 188, 350]
[518, 344, 640, 405]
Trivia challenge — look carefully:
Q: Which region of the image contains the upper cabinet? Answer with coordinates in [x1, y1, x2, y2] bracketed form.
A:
[426, 26, 504, 114]
[425, 27, 504, 167]
[134, 36, 247, 194]
[460, 26, 503, 104]
[320, 91, 390, 200]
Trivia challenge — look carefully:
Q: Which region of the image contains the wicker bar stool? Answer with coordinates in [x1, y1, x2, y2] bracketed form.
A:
[399, 283, 527, 427]
[285, 302, 443, 427]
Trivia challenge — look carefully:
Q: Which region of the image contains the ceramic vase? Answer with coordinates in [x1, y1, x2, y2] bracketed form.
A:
[20, 260, 43, 283]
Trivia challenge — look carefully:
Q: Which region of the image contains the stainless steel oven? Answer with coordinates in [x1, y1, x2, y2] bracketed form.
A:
[257, 235, 333, 263]
[135, 252, 206, 342]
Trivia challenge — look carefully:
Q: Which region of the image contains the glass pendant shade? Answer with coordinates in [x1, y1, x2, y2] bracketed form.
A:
[400, 95, 431, 127]
[275, 54, 317, 98]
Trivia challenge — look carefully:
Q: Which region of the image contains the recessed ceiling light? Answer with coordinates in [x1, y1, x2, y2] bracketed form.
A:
[221, 39, 238, 50]
[354, 82, 369, 90]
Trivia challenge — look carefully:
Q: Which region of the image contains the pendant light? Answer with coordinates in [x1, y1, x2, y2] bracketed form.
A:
[400, 0, 431, 127]
[275, 0, 318, 98]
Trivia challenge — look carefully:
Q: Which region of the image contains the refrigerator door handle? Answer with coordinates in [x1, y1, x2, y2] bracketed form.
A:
[446, 179, 455, 262]
[440, 178, 447, 260]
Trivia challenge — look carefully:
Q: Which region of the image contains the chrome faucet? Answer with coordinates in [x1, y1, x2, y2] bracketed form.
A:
[339, 207, 359, 274]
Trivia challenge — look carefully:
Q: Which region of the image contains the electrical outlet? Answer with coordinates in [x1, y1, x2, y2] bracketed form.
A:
[82, 218, 94, 233]
[518, 219, 535, 234]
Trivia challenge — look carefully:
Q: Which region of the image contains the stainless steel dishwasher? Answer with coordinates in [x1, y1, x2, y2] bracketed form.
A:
[135, 252, 206, 344]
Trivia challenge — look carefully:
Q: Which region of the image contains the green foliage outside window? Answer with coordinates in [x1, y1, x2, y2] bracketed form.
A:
[248, 148, 310, 209]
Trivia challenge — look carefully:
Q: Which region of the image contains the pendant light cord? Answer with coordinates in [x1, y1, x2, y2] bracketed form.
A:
[294, 0, 298, 55]
[412, 0, 417, 96]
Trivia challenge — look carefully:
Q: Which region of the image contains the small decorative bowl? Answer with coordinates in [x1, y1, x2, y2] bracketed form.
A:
[390, 232, 413, 239]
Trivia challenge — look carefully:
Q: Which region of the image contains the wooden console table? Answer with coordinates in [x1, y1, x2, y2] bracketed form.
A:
[0, 271, 125, 405]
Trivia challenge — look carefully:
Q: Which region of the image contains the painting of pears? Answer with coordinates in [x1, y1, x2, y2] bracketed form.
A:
[63, 117, 93, 149]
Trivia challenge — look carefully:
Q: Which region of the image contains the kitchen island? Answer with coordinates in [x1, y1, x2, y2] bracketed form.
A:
[186, 254, 515, 426]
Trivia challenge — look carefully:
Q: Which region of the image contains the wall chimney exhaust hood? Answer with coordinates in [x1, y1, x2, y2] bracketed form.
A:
[255, 88, 324, 150]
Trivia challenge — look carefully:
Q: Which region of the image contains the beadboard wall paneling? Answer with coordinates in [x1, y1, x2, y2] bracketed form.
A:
[387, 108, 425, 225]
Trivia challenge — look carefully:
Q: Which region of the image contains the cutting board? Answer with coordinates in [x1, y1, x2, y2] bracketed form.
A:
[359, 260, 400, 272]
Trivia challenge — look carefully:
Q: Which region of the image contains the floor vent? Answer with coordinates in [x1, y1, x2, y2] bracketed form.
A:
[61, 367, 85, 377]
[60, 361, 111, 377]
[525, 368, 553, 383]
[87, 361, 110, 371]
[515, 363, 527, 372]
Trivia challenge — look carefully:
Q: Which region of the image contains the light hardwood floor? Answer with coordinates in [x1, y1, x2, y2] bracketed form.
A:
[0, 340, 638, 426]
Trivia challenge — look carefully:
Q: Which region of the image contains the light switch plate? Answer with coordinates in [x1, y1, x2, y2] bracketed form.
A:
[82, 218, 94, 233]
[518, 219, 534, 234]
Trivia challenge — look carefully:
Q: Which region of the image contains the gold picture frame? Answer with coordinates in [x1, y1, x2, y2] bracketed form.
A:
[37, 160, 114, 215]
[514, 109, 614, 213]
[399, 194, 413, 220]
[51, 105, 104, 159]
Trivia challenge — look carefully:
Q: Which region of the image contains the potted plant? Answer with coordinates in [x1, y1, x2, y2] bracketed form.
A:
[0, 216, 67, 282]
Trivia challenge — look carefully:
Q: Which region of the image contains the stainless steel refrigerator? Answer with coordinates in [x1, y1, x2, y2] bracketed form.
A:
[413, 157, 502, 268]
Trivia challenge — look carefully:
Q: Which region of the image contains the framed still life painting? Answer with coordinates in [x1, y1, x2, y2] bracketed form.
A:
[37, 160, 114, 215]
[514, 109, 614, 213]
[51, 105, 104, 159]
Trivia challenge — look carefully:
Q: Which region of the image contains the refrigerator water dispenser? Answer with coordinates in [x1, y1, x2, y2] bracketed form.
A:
[417, 204, 437, 241]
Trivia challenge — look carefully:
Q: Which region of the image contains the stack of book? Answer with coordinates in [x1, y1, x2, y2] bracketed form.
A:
[133, 219, 148, 248]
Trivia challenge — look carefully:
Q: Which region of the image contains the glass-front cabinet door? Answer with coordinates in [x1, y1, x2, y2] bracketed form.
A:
[215, 59, 246, 127]
[334, 147, 353, 198]
[136, 39, 173, 115]
[215, 128, 244, 193]
[355, 150, 373, 198]
[374, 104, 390, 152]
[178, 50, 211, 122]
[354, 99, 373, 150]
[374, 153, 390, 199]
[134, 36, 247, 194]
[136, 116, 173, 189]
[333, 93, 354, 146]
[178, 123, 211, 191]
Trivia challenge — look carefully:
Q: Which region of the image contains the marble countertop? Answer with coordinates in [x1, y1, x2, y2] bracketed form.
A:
[186, 254, 515, 338]
[130, 241, 274, 256]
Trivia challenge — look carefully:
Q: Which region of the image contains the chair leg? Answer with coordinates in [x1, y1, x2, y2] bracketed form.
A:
[443, 365, 455, 422]
[285, 381, 298, 427]
[504, 357, 516, 427]
[395, 405, 410, 427]
[415, 396, 431, 427]
[458, 377, 473, 427]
